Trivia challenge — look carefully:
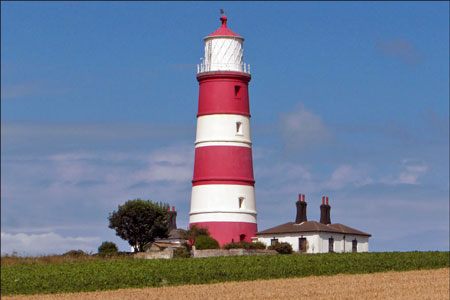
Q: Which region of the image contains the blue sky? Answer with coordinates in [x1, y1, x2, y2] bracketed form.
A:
[2, 2, 449, 255]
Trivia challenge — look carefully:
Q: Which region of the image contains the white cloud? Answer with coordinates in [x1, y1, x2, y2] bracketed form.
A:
[2, 143, 195, 239]
[279, 105, 332, 152]
[254, 162, 318, 202]
[136, 164, 192, 182]
[1, 232, 101, 256]
[323, 165, 374, 190]
[135, 145, 194, 183]
[381, 160, 428, 185]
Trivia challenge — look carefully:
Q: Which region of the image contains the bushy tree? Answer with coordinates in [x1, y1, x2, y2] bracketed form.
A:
[194, 235, 220, 250]
[98, 241, 118, 256]
[108, 199, 169, 252]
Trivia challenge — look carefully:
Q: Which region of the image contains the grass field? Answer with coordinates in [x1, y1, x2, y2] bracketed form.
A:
[1, 251, 448, 296]
[3, 268, 449, 300]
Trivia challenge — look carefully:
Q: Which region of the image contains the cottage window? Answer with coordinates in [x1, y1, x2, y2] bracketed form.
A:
[352, 239, 358, 253]
[328, 237, 334, 253]
[270, 238, 278, 246]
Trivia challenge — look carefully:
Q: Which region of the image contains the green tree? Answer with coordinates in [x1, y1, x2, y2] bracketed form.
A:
[108, 199, 169, 252]
[98, 241, 118, 257]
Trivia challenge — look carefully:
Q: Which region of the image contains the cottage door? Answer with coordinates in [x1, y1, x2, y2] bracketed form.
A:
[328, 237, 334, 253]
[352, 239, 357, 252]
[298, 238, 307, 253]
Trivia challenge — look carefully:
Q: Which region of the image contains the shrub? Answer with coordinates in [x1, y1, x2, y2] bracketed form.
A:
[269, 242, 293, 254]
[173, 247, 191, 258]
[194, 235, 220, 250]
[250, 241, 267, 250]
[63, 250, 87, 257]
[223, 241, 266, 250]
[223, 241, 245, 249]
[98, 241, 119, 257]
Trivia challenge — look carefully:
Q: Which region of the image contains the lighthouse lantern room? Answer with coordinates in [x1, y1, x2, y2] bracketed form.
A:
[190, 14, 257, 246]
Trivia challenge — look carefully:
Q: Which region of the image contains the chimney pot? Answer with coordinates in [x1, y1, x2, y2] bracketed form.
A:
[167, 206, 170, 212]
[322, 196, 325, 205]
[172, 206, 175, 211]
[326, 197, 329, 205]
[298, 193, 302, 202]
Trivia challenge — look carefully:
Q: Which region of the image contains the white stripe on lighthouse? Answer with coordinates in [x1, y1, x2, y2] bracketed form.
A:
[195, 114, 252, 148]
[190, 184, 257, 223]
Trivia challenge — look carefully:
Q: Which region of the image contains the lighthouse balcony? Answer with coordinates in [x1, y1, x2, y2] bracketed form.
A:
[197, 62, 250, 74]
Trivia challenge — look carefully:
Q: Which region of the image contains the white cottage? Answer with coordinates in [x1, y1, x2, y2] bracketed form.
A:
[256, 194, 371, 253]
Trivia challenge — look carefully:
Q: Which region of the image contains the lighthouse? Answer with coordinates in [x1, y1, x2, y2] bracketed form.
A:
[189, 14, 257, 246]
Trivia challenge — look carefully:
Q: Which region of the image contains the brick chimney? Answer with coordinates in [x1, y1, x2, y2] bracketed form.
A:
[167, 206, 177, 231]
[320, 196, 331, 225]
[295, 193, 307, 223]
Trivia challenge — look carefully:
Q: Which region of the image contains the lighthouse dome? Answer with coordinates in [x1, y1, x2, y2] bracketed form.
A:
[198, 15, 249, 74]
[207, 15, 242, 38]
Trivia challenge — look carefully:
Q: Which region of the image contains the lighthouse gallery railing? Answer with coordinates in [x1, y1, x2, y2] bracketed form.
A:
[197, 62, 251, 74]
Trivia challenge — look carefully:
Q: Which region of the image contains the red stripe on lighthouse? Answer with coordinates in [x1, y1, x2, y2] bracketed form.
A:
[190, 221, 257, 246]
[192, 146, 255, 186]
[197, 72, 251, 117]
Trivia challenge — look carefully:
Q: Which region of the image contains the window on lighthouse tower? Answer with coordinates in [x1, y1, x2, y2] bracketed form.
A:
[234, 85, 242, 98]
[236, 122, 243, 135]
[239, 197, 245, 209]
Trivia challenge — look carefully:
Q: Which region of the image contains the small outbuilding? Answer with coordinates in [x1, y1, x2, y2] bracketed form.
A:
[256, 195, 371, 253]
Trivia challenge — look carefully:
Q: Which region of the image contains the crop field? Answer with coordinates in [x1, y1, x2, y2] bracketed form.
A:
[1, 251, 448, 297]
[3, 268, 449, 300]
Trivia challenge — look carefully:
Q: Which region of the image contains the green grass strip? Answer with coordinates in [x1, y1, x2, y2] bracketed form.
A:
[2, 251, 449, 296]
